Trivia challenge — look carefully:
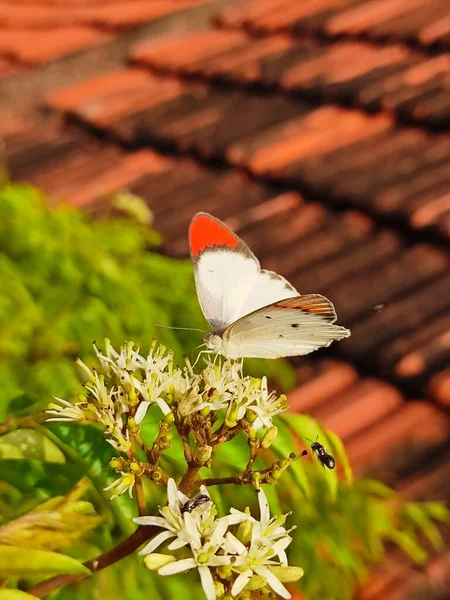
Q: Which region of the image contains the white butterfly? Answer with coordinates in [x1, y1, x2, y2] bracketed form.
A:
[190, 212, 350, 359]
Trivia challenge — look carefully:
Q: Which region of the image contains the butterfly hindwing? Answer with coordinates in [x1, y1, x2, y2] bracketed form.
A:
[222, 295, 350, 359]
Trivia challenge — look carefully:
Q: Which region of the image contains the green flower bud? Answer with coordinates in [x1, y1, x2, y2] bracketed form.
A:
[143, 553, 176, 571]
[130, 461, 142, 473]
[245, 409, 257, 424]
[213, 581, 225, 598]
[243, 574, 266, 590]
[248, 427, 257, 441]
[235, 519, 253, 545]
[164, 412, 175, 424]
[109, 458, 123, 470]
[128, 389, 138, 406]
[200, 405, 211, 417]
[261, 425, 278, 449]
[269, 565, 304, 583]
[217, 565, 233, 579]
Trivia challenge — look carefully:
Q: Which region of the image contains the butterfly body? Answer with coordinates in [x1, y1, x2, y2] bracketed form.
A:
[189, 212, 350, 360]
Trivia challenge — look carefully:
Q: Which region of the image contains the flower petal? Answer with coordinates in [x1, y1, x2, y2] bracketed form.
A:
[255, 567, 291, 599]
[135, 401, 151, 424]
[231, 570, 252, 596]
[159, 558, 196, 576]
[198, 566, 216, 600]
[138, 530, 175, 555]
[257, 487, 270, 523]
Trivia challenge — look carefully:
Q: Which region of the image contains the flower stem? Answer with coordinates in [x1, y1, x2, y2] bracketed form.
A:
[26, 525, 158, 598]
[135, 475, 147, 516]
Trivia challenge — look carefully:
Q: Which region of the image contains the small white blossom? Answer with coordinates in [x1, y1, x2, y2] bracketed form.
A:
[226, 488, 295, 598]
[46, 397, 88, 422]
[104, 472, 135, 500]
[247, 377, 288, 431]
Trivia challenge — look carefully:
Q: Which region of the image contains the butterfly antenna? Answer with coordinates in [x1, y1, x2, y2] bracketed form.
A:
[155, 324, 206, 333]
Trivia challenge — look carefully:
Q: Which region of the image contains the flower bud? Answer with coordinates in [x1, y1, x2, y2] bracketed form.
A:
[109, 457, 124, 470]
[75, 359, 94, 383]
[164, 412, 175, 424]
[217, 565, 233, 579]
[128, 389, 138, 406]
[243, 574, 266, 590]
[200, 405, 211, 417]
[269, 566, 304, 582]
[214, 581, 225, 598]
[144, 553, 176, 571]
[235, 519, 253, 545]
[130, 461, 142, 474]
[245, 409, 257, 424]
[261, 426, 278, 449]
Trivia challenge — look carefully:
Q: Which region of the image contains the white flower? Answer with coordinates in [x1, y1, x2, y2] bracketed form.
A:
[104, 472, 135, 500]
[134, 479, 247, 556]
[158, 537, 231, 600]
[46, 397, 87, 422]
[134, 478, 193, 555]
[226, 487, 295, 599]
[247, 377, 288, 431]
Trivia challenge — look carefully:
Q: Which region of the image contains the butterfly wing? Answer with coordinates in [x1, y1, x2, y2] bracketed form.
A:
[222, 295, 350, 359]
[189, 213, 298, 333]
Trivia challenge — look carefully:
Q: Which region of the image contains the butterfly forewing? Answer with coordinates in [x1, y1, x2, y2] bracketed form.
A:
[222, 295, 350, 359]
[189, 213, 298, 333]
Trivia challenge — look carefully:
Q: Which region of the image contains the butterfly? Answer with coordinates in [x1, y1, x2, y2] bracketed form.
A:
[189, 212, 350, 360]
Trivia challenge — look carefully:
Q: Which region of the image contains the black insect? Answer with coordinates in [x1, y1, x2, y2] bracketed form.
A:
[306, 436, 335, 470]
[181, 493, 211, 514]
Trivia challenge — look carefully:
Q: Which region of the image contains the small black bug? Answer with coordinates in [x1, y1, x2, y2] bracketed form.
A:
[181, 493, 211, 514]
[306, 435, 335, 470]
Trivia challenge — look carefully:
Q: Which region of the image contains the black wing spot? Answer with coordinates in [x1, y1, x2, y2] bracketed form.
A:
[291, 323, 299, 328]
[265, 316, 272, 319]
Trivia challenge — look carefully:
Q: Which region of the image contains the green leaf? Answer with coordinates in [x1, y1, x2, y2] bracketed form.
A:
[0, 459, 83, 496]
[0, 429, 65, 462]
[325, 429, 353, 484]
[0, 591, 41, 600]
[272, 417, 310, 498]
[404, 504, 443, 550]
[0, 546, 90, 577]
[388, 530, 428, 564]
[6, 393, 41, 416]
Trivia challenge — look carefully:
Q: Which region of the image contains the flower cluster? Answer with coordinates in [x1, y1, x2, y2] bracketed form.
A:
[46, 340, 290, 498]
[135, 479, 302, 600]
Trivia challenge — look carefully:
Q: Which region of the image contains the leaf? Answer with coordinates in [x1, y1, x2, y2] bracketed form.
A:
[272, 417, 310, 498]
[404, 504, 443, 550]
[6, 394, 41, 416]
[0, 546, 90, 577]
[325, 430, 353, 484]
[0, 429, 65, 463]
[388, 530, 428, 564]
[0, 591, 41, 600]
[280, 413, 340, 499]
[0, 459, 84, 496]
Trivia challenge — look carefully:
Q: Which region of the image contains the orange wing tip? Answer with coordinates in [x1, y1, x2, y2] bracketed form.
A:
[274, 295, 338, 321]
[190, 213, 240, 257]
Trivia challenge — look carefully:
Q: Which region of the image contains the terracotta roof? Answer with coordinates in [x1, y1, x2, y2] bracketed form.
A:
[217, 0, 450, 50]
[0, 1, 449, 597]
[0, 1, 207, 66]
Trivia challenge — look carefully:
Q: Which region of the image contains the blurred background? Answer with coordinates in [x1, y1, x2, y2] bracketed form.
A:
[0, 0, 449, 599]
